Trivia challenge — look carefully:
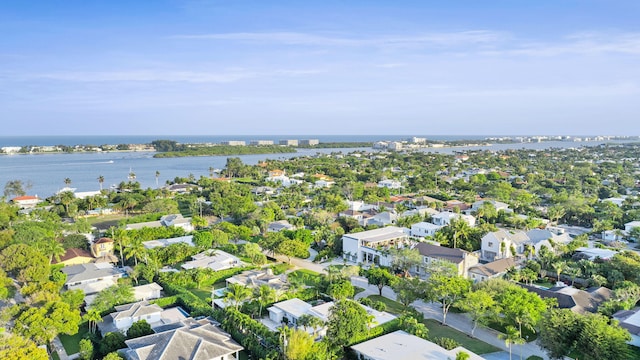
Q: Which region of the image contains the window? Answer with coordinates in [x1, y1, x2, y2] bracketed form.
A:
[488, 242, 493, 247]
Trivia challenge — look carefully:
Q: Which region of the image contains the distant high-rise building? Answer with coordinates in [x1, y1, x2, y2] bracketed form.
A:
[221, 140, 246, 146]
[250, 140, 274, 145]
[299, 139, 319, 146]
[279, 139, 299, 146]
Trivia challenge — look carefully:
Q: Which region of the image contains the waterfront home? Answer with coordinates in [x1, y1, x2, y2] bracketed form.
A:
[10, 195, 41, 208]
[125, 214, 194, 232]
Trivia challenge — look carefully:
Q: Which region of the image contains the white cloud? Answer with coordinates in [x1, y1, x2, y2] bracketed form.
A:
[171, 30, 507, 48]
[29, 68, 322, 83]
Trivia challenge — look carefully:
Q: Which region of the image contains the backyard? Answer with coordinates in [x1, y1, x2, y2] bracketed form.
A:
[367, 295, 406, 315]
[58, 321, 90, 355]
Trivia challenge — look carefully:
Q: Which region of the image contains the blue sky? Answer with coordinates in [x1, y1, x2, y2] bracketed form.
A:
[1, 0, 639, 136]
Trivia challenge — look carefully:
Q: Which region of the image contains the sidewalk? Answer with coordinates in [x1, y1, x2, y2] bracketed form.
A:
[51, 337, 79, 360]
[350, 276, 551, 360]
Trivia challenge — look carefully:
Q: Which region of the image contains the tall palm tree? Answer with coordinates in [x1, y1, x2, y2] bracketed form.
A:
[42, 239, 66, 264]
[451, 217, 471, 249]
[83, 309, 102, 334]
[111, 227, 129, 267]
[209, 166, 215, 178]
[64, 177, 72, 186]
[225, 283, 251, 309]
[552, 260, 567, 283]
[155, 171, 160, 188]
[499, 325, 525, 360]
[256, 285, 276, 316]
[125, 238, 146, 266]
[97, 175, 105, 190]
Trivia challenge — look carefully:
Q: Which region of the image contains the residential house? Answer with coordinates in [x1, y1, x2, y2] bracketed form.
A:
[133, 283, 163, 301]
[61, 263, 125, 297]
[613, 308, 640, 347]
[401, 206, 439, 219]
[625, 221, 640, 234]
[52, 248, 94, 266]
[342, 226, 410, 266]
[91, 237, 115, 258]
[267, 220, 295, 232]
[362, 211, 398, 227]
[97, 301, 187, 334]
[165, 183, 201, 194]
[480, 228, 572, 262]
[338, 209, 365, 222]
[377, 179, 402, 189]
[351, 330, 485, 360]
[431, 212, 475, 227]
[470, 199, 511, 213]
[123, 317, 243, 360]
[443, 200, 471, 212]
[10, 195, 41, 208]
[181, 250, 242, 272]
[125, 214, 194, 232]
[142, 235, 194, 249]
[520, 284, 613, 314]
[410, 222, 440, 238]
[413, 243, 478, 278]
[572, 247, 618, 261]
[468, 258, 519, 283]
[265, 299, 396, 336]
[480, 229, 529, 262]
[225, 268, 289, 291]
[602, 229, 625, 242]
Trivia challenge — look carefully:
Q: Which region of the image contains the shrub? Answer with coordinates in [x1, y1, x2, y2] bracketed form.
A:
[434, 337, 460, 350]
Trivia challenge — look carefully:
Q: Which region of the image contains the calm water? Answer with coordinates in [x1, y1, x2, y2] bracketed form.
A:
[0, 140, 634, 199]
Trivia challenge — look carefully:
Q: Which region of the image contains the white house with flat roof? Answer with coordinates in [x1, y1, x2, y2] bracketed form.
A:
[431, 212, 476, 227]
[181, 250, 242, 272]
[410, 222, 441, 238]
[351, 330, 485, 360]
[342, 226, 410, 266]
[142, 235, 194, 249]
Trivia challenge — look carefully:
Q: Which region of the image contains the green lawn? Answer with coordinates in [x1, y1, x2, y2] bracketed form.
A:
[51, 351, 61, 360]
[423, 319, 501, 355]
[354, 286, 365, 296]
[532, 280, 554, 289]
[288, 269, 322, 286]
[188, 287, 213, 303]
[367, 295, 406, 315]
[59, 321, 90, 355]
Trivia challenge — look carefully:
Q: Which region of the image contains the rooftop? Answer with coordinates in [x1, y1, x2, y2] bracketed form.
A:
[414, 243, 469, 264]
[351, 330, 484, 360]
[343, 226, 407, 244]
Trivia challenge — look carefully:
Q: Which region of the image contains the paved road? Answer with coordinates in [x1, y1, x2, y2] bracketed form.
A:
[350, 276, 551, 360]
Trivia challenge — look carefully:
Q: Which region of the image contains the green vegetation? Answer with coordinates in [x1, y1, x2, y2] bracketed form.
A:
[367, 295, 406, 315]
[59, 322, 89, 355]
[153, 145, 296, 158]
[423, 319, 500, 354]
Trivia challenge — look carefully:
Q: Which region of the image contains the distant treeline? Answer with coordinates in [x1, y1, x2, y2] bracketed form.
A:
[152, 143, 296, 158]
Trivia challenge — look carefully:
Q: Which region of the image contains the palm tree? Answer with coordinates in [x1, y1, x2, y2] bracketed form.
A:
[97, 175, 105, 190]
[64, 177, 72, 186]
[155, 171, 160, 188]
[499, 325, 525, 360]
[43, 239, 66, 264]
[209, 166, 215, 178]
[225, 283, 251, 309]
[125, 238, 146, 266]
[118, 195, 138, 217]
[552, 260, 567, 283]
[111, 228, 129, 267]
[451, 217, 471, 249]
[83, 309, 102, 334]
[58, 190, 75, 215]
[256, 285, 276, 316]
